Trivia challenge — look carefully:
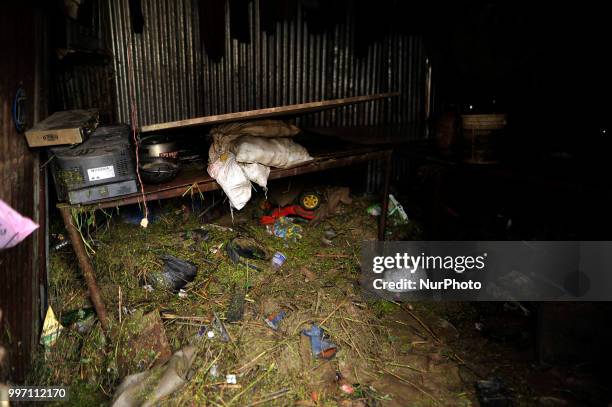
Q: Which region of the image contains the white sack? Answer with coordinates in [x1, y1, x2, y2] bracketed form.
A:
[207, 153, 251, 210]
[232, 136, 312, 168]
[238, 162, 270, 189]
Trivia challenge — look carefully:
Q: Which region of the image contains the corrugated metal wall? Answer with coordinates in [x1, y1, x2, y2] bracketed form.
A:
[107, 0, 428, 128]
[108, 0, 203, 126]
[50, 0, 115, 119]
[0, 5, 45, 382]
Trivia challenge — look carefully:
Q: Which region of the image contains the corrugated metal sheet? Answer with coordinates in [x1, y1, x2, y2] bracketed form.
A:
[52, 61, 115, 118]
[108, 0, 203, 126]
[107, 0, 428, 129]
[0, 5, 45, 382]
[51, 0, 115, 119]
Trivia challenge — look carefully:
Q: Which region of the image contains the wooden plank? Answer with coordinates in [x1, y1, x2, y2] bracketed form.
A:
[140, 92, 399, 133]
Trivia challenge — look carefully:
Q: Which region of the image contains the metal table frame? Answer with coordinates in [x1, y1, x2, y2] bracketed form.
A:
[58, 147, 392, 332]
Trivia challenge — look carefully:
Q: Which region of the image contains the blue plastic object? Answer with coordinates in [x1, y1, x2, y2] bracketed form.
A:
[301, 324, 337, 359]
[264, 310, 286, 330]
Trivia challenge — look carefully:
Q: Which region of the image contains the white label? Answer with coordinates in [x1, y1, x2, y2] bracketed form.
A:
[87, 165, 115, 181]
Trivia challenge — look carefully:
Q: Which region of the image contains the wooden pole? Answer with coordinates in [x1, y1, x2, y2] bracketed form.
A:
[59, 206, 110, 333]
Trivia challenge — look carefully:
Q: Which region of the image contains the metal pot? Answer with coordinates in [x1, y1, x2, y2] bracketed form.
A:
[138, 156, 180, 184]
[139, 134, 180, 159]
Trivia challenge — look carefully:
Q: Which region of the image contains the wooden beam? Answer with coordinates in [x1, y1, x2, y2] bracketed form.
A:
[140, 92, 399, 133]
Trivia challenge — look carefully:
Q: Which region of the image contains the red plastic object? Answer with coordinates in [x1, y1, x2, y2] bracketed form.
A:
[259, 205, 316, 225]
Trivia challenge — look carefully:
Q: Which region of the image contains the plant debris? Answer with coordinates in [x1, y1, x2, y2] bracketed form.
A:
[33, 195, 486, 406]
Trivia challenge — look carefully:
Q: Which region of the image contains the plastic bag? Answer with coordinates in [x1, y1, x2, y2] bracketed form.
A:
[112, 345, 197, 407]
[232, 136, 312, 168]
[207, 153, 252, 210]
[238, 162, 270, 189]
[0, 199, 39, 249]
[146, 255, 198, 292]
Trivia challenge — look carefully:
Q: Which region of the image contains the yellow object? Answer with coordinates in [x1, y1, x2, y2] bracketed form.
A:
[40, 306, 62, 348]
[301, 193, 319, 209]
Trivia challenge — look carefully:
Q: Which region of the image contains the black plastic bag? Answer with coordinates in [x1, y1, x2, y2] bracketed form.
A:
[147, 255, 198, 292]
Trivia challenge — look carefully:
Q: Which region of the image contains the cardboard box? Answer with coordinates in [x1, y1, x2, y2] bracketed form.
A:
[25, 109, 99, 147]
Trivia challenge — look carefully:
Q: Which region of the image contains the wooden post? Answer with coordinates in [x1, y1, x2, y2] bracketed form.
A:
[59, 206, 110, 333]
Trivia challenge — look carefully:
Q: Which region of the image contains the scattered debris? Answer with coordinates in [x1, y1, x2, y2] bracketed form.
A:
[264, 310, 286, 330]
[40, 194, 496, 405]
[146, 255, 198, 292]
[205, 223, 234, 232]
[336, 372, 355, 395]
[340, 383, 355, 394]
[259, 203, 316, 225]
[40, 306, 62, 351]
[302, 324, 338, 360]
[268, 217, 304, 240]
[366, 204, 382, 216]
[212, 312, 231, 342]
[111, 344, 198, 407]
[209, 364, 219, 378]
[60, 307, 96, 334]
[321, 229, 335, 246]
[182, 227, 210, 242]
[210, 242, 224, 254]
[52, 239, 71, 251]
[320, 238, 334, 247]
[324, 229, 337, 239]
[388, 193, 409, 224]
[367, 195, 410, 226]
[271, 251, 287, 270]
[226, 374, 237, 384]
[226, 236, 268, 271]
